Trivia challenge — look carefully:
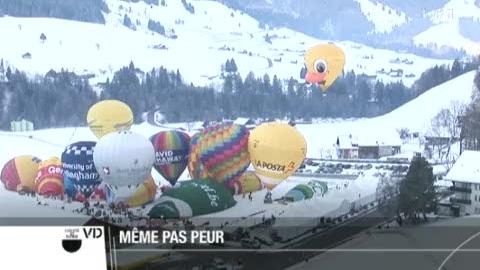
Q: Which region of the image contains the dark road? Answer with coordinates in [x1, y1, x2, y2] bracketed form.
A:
[124, 207, 392, 270]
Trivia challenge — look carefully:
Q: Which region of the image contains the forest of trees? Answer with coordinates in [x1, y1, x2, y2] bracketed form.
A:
[0, 0, 108, 24]
[0, 57, 478, 130]
[461, 70, 480, 151]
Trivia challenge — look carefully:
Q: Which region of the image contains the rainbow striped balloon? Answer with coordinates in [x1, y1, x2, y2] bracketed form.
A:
[150, 130, 190, 186]
[187, 132, 209, 180]
[188, 123, 250, 186]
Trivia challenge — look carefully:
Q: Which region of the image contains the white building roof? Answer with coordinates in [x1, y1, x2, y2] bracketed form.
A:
[445, 151, 480, 184]
[233, 117, 253, 125]
[336, 134, 401, 149]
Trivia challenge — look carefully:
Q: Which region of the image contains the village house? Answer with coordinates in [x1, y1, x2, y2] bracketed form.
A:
[444, 151, 480, 216]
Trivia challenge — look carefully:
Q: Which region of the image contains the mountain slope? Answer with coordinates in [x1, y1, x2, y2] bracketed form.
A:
[0, 0, 451, 88]
[216, 0, 479, 56]
[413, 0, 480, 55]
[354, 0, 408, 34]
[298, 71, 476, 157]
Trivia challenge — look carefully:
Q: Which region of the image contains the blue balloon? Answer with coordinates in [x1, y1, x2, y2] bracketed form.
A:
[63, 176, 77, 198]
[61, 141, 100, 198]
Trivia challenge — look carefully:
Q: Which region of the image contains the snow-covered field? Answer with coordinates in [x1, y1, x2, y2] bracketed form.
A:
[354, 0, 408, 34]
[414, 0, 480, 55]
[0, 69, 475, 223]
[0, 0, 452, 88]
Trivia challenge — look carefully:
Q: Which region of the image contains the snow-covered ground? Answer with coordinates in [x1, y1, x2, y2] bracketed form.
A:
[300, 71, 476, 158]
[414, 0, 480, 55]
[354, 0, 408, 34]
[0, 0, 452, 88]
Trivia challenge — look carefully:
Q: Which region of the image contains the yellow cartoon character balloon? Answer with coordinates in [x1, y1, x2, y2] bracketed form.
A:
[87, 100, 133, 139]
[248, 122, 307, 188]
[301, 42, 345, 92]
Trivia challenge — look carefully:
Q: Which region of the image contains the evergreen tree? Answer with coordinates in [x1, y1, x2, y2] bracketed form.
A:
[356, 78, 371, 116]
[475, 70, 480, 93]
[230, 58, 238, 73]
[398, 156, 436, 222]
[123, 14, 134, 30]
[374, 80, 385, 104]
[6, 67, 12, 81]
[0, 59, 4, 76]
[147, 19, 165, 35]
[224, 59, 232, 73]
[450, 59, 463, 79]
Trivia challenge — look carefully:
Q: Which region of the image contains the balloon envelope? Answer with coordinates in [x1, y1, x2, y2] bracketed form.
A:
[303, 43, 345, 92]
[148, 179, 236, 219]
[187, 132, 209, 180]
[61, 141, 100, 198]
[1, 155, 41, 192]
[105, 175, 157, 207]
[87, 100, 133, 138]
[227, 171, 263, 195]
[35, 157, 64, 196]
[187, 123, 250, 186]
[150, 130, 190, 186]
[93, 131, 155, 188]
[249, 122, 307, 187]
[285, 184, 315, 202]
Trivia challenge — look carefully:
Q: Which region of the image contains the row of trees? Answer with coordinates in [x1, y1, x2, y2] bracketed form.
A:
[0, 57, 478, 129]
[413, 58, 480, 96]
[0, 69, 97, 129]
[461, 71, 480, 150]
[0, 0, 108, 23]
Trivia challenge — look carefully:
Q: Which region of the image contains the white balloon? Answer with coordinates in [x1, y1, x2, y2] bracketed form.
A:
[93, 131, 155, 187]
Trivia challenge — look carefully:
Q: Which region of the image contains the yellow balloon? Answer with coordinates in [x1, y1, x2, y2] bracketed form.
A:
[126, 175, 158, 207]
[248, 122, 307, 187]
[304, 42, 345, 92]
[86, 100, 133, 139]
[15, 155, 40, 192]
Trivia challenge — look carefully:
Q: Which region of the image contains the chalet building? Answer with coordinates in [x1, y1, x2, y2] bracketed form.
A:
[444, 151, 480, 216]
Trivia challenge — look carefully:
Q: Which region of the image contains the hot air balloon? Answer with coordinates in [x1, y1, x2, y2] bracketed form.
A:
[63, 176, 77, 199]
[87, 100, 133, 139]
[35, 157, 64, 196]
[150, 130, 190, 186]
[284, 184, 315, 202]
[1, 155, 41, 192]
[300, 43, 345, 92]
[105, 175, 157, 207]
[61, 141, 100, 199]
[187, 132, 209, 180]
[187, 123, 250, 186]
[148, 179, 236, 219]
[89, 182, 107, 202]
[307, 180, 328, 196]
[249, 122, 307, 189]
[93, 131, 155, 195]
[227, 171, 263, 195]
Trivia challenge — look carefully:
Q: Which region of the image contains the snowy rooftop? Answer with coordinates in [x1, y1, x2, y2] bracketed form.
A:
[445, 151, 480, 184]
[233, 117, 254, 126]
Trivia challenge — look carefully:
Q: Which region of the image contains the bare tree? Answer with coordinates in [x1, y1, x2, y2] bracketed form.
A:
[376, 175, 399, 216]
[427, 101, 466, 167]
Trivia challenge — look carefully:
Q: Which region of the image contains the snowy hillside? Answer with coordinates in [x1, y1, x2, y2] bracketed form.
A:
[354, 0, 408, 34]
[0, 0, 452, 88]
[300, 71, 476, 157]
[414, 0, 480, 55]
